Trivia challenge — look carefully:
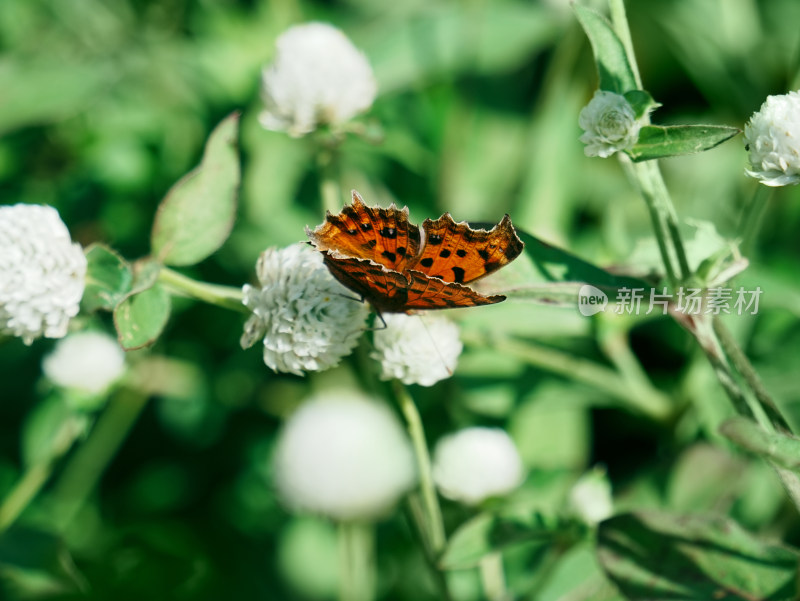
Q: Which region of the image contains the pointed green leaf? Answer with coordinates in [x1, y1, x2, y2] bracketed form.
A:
[720, 417, 800, 471]
[440, 513, 555, 570]
[151, 112, 241, 266]
[627, 125, 740, 162]
[480, 227, 652, 307]
[81, 244, 133, 313]
[598, 511, 800, 600]
[113, 260, 171, 350]
[623, 90, 660, 119]
[0, 526, 88, 595]
[574, 5, 636, 93]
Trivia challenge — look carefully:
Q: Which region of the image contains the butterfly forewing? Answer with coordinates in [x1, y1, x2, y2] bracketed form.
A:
[306, 191, 421, 272]
[408, 214, 524, 284]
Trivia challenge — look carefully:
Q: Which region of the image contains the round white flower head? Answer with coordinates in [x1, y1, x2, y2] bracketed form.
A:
[567, 467, 613, 525]
[273, 392, 417, 520]
[371, 313, 462, 387]
[259, 22, 377, 137]
[744, 90, 800, 186]
[0, 204, 86, 344]
[432, 427, 524, 505]
[241, 243, 368, 376]
[579, 90, 640, 158]
[43, 330, 126, 395]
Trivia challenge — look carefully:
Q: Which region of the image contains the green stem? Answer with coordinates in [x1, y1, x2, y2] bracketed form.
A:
[467, 332, 672, 421]
[392, 381, 446, 555]
[158, 267, 247, 313]
[49, 389, 149, 531]
[318, 148, 343, 214]
[338, 521, 374, 601]
[479, 552, 508, 601]
[739, 183, 772, 255]
[0, 462, 52, 532]
[712, 317, 791, 434]
[403, 498, 454, 601]
[0, 413, 84, 533]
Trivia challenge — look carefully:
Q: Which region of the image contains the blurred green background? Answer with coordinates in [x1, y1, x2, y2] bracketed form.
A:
[2, 0, 800, 599]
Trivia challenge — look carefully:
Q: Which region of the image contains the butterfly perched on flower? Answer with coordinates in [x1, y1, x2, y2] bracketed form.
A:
[306, 191, 524, 313]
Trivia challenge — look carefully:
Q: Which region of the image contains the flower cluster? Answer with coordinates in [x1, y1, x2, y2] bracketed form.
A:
[272, 392, 417, 520]
[0, 204, 86, 344]
[43, 330, 126, 397]
[371, 313, 463, 386]
[259, 23, 377, 137]
[579, 90, 641, 158]
[432, 427, 524, 505]
[744, 90, 800, 186]
[241, 244, 369, 375]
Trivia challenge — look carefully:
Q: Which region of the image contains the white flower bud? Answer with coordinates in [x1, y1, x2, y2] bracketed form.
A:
[259, 23, 377, 137]
[567, 467, 613, 525]
[0, 204, 86, 344]
[43, 330, 126, 396]
[273, 393, 417, 520]
[241, 244, 369, 376]
[432, 427, 524, 505]
[579, 90, 640, 158]
[744, 90, 800, 186]
[371, 313, 462, 387]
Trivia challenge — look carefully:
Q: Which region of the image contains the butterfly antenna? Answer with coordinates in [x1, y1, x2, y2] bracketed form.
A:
[416, 314, 454, 378]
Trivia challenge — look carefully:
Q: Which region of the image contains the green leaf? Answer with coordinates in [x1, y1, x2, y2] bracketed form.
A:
[623, 90, 660, 120]
[81, 244, 133, 313]
[478, 227, 652, 308]
[573, 5, 637, 93]
[113, 260, 171, 350]
[720, 417, 800, 471]
[21, 397, 87, 468]
[627, 125, 741, 162]
[598, 511, 800, 600]
[0, 526, 88, 596]
[151, 112, 241, 266]
[440, 513, 554, 570]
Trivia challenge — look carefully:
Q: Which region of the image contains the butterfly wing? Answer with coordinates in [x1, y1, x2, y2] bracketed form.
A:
[402, 268, 506, 309]
[407, 214, 524, 284]
[307, 190, 421, 272]
[320, 251, 411, 313]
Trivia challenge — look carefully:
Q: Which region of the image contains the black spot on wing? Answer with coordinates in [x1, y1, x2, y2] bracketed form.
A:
[381, 250, 396, 263]
[420, 257, 434, 268]
[451, 266, 465, 283]
[478, 249, 490, 260]
[456, 249, 467, 258]
[439, 249, 451, 258]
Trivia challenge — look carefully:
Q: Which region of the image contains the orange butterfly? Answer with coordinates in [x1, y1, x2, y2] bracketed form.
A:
[306, 191, 524, 313]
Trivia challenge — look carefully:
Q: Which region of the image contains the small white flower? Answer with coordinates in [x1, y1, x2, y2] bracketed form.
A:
[567, 467, 613, 525]
[43, 330, 126, 395]
[432, 427, 524, 505]
[371, 313, 462, 387]
[0, 204, 86, 344]
[259, 22, 377, 137]
[241, 244, 368, 376]
[579, 90, 640, 158]
[744, 90, 800, 186]
[273, 392, 417, 520]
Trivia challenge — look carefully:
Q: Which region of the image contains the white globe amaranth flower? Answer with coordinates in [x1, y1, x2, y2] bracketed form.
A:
[371, 313, 463, 387]
[273, 392, 417, 520]
[432, 427, 525, 505]
[0, 204, 86, 344]
[567, 467, 613, 525]
[259, 22, 377, 137]
[43, 330, 126, 395]
[744, 90, 800, 186]
[241, 243, 368, 376]
[579, 90, 640, 158]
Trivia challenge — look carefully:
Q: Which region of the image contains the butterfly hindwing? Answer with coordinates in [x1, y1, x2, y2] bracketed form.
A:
[402, 269, 506, 309]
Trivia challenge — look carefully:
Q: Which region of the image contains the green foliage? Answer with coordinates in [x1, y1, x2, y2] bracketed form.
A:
[2, 0, 800, 599]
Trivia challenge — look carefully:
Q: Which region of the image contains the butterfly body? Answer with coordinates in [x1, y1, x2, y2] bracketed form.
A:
[306, 191, 524, 313]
